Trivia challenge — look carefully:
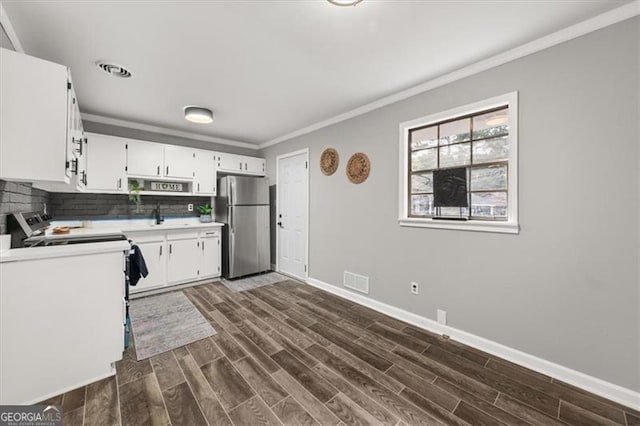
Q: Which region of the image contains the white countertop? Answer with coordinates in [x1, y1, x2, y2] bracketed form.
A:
[0, 218, 223, 262]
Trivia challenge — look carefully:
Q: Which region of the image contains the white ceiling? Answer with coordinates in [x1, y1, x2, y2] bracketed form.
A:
[2, 0, 632, 146]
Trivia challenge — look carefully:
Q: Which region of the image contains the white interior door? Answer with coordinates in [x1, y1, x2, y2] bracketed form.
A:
[277, 150, 308, 280]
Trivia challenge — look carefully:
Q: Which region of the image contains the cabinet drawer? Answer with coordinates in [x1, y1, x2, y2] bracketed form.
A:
[166, 230, 200, 241]
[199, 229, 220, 238]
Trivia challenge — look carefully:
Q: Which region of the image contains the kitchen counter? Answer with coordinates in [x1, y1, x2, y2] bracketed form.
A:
[0, 240, 131, 263]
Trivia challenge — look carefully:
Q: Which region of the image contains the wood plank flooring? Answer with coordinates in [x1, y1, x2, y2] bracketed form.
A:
[39, 279, 639, 425]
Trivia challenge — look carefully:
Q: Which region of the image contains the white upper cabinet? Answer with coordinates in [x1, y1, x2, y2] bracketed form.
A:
[216, 152, 265, 176]
[0, 48, 74, 184]
[126, 140, 164, 178]
[85, 133, 127, 192]
[194, 149, 217, 196]
[164, 145, 195, 180]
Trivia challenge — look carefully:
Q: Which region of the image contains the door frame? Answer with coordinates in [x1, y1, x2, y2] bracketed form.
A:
[275, 148, 310, 281]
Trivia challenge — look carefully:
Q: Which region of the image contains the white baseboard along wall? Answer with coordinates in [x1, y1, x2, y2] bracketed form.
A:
[305, 277, 640, 411]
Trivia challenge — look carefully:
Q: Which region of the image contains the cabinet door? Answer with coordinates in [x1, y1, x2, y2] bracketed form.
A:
[167, 238, 200, 284]
[164, 145, 194, 179]
[0, 48, 68, 183]
[218, 153, 243, 173]
[131, 240, 166, 293]
[85, 133, 127, 192]
[244, 157, 266, 176]
[194, 150, 216, 195]
[199, 233, 221, 278]
[127, 140, 164, 178]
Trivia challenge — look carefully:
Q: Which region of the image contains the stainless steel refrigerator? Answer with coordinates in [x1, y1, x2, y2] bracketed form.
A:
[215, 176, 271, 279]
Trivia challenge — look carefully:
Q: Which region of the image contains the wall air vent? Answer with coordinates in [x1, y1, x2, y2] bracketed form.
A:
[344, 271, 369, 294]
[95, 61, 132, 78]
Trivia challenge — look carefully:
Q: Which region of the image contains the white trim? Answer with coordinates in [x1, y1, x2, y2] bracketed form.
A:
[259, 1, 640, 149]
[276, 148, 310, 281]
[0, 3, 25, 53]
[398, 92, 519, 233]
[306, 277, 640, 411]
[82, 113, 259, 150]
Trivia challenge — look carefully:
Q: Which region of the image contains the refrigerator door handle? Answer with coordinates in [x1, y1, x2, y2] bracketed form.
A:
[229, 206, 234, 233]
[229, 178, 234, 206]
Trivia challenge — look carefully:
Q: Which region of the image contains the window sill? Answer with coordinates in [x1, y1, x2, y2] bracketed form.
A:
[398, 218, 519, 234]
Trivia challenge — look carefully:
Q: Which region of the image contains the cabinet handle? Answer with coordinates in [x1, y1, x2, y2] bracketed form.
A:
[117, 178, 122, 189]
[169, 244, 172, 254]
[244, 163, 248, 170]
[71, 158, 79, 175]
[239, 161, 242, 169]
[197, 183, 200, 192]
[166, 166, 169, 175]
[82, 171, 87, 185]
[202, 241, 205, 251]
[159, 245, 162, 256]
[157, 165, 160, 175]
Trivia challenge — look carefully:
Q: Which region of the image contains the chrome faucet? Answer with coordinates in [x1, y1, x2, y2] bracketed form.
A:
[154, 202, 164, 225]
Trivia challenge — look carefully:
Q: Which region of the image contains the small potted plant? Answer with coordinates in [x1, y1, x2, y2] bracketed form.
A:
[128, 180, 143, 214]
[198, 204, 213, 223]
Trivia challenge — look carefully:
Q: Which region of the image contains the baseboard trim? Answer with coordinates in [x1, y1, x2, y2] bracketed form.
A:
[306, 277, 640, 411]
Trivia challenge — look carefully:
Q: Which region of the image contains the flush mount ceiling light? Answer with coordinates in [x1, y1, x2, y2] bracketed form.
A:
[183, 106, 213, 124]
[95, 61, 132, 78]
[327, 0, 363, 6]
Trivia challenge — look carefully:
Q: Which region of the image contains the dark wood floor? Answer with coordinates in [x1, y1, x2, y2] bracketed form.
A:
[40, 279, 638, 425]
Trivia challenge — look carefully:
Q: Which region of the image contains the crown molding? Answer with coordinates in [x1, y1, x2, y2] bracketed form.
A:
[259, 0, 640, 149]
[81, 113, 259, 150]
[0, 2, 25, 53]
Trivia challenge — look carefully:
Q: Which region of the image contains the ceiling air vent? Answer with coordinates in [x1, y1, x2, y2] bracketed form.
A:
[95, 61, 132, 78]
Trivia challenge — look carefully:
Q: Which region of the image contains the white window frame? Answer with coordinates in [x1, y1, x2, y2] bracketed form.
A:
[398, 92, 519, 234]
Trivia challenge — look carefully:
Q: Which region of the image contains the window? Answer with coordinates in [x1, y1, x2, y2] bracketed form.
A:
[398, 92, 518, 233]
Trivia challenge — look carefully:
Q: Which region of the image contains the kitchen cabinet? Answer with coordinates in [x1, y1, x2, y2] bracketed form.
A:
[85, 133, 128, 192]
[126, 140, 165, 178]
[167, 234, 200, 285]
[0, 48, 77, 184]
[194, 149, 217, 196]
[199, 229, 221, 278]
[164, 145, 195, 180]
[216, 152, 266, 176]
[133, 240, 167, 292]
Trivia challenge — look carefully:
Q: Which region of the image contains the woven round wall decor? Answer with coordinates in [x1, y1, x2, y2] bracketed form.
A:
[346, 152, 370, 184]
[320, 148, 339, 176]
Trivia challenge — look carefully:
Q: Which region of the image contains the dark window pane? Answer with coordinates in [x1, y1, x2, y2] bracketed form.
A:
[440, 142, 471, 168]
[471, 192, 507, 218]
[440, 118, 470, 145]
[410, 126, 438, 150]
[411, 172, 433, 193]
[473, 136, 509, 164]
[411, 194, 434, 216]
[472, 108, 509, 140]
[470, 166, 507, 191]
[411, 148, 437, 171]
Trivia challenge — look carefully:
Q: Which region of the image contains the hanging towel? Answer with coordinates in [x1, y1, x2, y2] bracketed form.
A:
[129, 244, 148, 286]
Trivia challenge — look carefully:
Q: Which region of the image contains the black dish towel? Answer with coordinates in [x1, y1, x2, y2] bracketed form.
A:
[129, 244, 149, 286]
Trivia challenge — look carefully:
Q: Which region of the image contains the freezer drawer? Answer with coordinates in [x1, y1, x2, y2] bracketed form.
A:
[224, 205, 270, 279]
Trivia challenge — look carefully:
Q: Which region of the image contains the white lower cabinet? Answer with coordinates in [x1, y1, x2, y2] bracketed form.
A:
[200, 231, 221, 278]
[135, 240, 166, 291]
[129, 226, 221, 294]
[167, 236, 200, 285]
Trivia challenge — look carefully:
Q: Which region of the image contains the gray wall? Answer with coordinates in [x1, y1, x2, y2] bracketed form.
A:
[0, 181, 49, 234]
[83, 121, 259, 156]
[261, 18, 639, 391]
[49, 192, 210, 221]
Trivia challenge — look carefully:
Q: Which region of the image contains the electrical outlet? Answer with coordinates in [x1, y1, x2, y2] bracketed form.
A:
[437, 309, 447, 325]
[187, 204, 194, 212]
[410, 282, 419, 295]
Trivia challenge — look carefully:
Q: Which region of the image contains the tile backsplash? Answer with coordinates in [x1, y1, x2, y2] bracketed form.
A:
[49, 193, 212, 221]
[0, 180, 50, 234]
